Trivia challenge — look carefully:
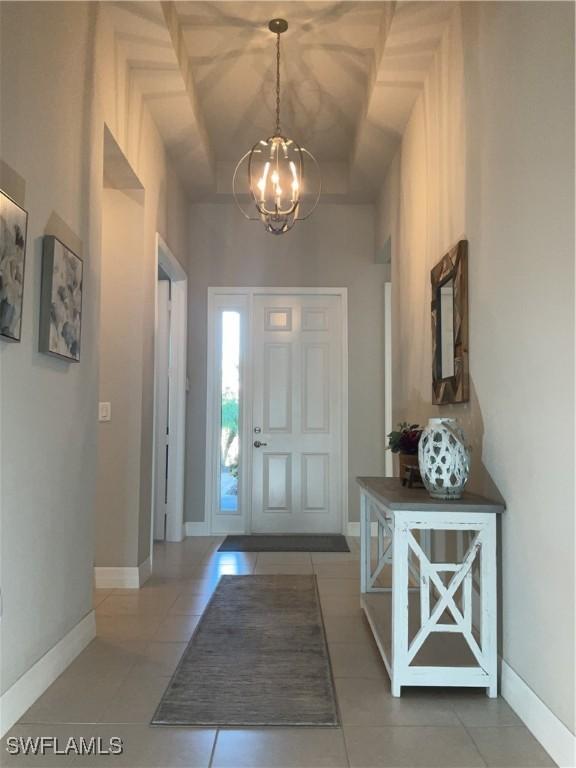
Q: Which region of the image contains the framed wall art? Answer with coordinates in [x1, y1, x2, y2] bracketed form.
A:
[39, 235, 83, 362]
[0, 189, 28, 342]
[431, 239, 469, 404]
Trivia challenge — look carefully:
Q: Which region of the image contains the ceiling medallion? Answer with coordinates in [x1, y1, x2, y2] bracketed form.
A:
[233, 19, 321, 235]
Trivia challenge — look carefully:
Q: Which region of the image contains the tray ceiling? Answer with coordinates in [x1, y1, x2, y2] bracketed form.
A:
[105, 1, 452, 201]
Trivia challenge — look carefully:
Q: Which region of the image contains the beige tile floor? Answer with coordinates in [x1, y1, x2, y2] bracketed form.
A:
[3, 537, 556, 767]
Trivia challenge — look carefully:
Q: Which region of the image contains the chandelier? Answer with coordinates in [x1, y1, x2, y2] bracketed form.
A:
[233, 18, 321, 235]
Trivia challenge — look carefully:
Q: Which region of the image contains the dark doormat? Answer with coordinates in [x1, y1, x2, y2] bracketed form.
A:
[152, 575, 339, 726]
[218, 534, 350, 553]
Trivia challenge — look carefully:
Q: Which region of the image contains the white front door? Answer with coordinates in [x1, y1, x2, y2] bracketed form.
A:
[251, 294, 344, 533]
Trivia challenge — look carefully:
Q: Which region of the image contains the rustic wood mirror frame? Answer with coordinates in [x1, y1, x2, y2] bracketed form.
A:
[431, 239, 469, 404]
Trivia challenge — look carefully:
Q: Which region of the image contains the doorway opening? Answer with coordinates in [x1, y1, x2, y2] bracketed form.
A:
[152, 235, 187, 546]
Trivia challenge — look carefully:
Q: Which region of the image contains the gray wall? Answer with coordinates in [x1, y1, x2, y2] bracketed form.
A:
[92, 13, 191, 571]
[186, 203, 388, 526]
[464, 1, 574, 733]
[0, 0, 191, 700]
[377, 0, 575, 736]
[96, 189, 145, 567]
[0, 1, 99, 693]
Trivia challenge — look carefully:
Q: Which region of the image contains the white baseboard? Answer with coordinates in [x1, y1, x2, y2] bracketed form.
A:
[94, 567, 139, 588]
[138, 556, 151, 586]
[94, 556, 151, 589]
[347, 522, 378, 537]
[0, 611, 96, 738]
[184, 521, 210, 536]
[501, 660, 575, 767]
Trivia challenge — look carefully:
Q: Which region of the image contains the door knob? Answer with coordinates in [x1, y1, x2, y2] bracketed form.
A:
[253, 440, 268, 448]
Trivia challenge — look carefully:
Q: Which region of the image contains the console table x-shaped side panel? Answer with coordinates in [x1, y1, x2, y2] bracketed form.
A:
[360, 490, 498, 697]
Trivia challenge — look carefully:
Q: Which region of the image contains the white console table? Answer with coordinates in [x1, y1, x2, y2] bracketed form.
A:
[357, 477, 504, 697]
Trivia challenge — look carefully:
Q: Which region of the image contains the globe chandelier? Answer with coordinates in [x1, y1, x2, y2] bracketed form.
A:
[233, 18, 321, 235]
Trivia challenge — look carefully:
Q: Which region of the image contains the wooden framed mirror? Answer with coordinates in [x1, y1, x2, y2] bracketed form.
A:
[431, 240, 469, 404]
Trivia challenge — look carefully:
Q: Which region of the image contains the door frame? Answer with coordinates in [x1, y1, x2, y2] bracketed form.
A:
[151, 234, 187, 555]
[384, 282, 394, 477]
[154, 279, 171, 541]
[205, 287, 348, 536]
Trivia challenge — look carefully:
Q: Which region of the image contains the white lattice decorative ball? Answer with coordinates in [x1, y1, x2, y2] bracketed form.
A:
[418, 418, 470, 499]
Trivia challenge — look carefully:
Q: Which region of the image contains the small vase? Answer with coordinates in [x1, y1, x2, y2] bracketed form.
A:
[398, 452, 419, 477]
[418, 418, 470, 499]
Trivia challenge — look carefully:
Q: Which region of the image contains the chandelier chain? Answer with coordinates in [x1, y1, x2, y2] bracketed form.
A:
[275, 31, 281, 134]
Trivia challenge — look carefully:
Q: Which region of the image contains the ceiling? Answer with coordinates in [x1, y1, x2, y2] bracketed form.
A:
[106, 1, 452, 202]
[175, 2, 391, 162]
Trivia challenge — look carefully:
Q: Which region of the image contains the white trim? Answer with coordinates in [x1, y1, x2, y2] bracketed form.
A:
[138, 556, 152, 585]
[205, 288, 348, 536]
[383, 282, 393, 477]
[205, 292, 250, 535]
[153, 279, 170, 541]
[340, 289, 349, 536]
[0, 611, 96, 738]
[94, 567, 140, 589]
[205, 289, 217, 533]
[184, 521, 210, 536]
[152, 234, 187, 551]
[94, 558, 151, 589]
[501, 660, 575, 768]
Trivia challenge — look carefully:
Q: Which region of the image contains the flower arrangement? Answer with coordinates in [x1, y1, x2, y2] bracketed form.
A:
[387, 422, 423, 455]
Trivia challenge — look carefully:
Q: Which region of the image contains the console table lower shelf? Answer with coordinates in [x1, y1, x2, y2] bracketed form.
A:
[361, 591, 487, 690]
[357, 476, 504, 697]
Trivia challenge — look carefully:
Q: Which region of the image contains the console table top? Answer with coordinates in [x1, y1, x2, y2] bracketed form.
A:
[357, 477, 505, 514]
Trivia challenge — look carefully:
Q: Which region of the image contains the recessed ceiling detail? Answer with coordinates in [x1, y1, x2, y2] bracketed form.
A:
[177, 2, 390, 162]
[104, 1, 452, 202]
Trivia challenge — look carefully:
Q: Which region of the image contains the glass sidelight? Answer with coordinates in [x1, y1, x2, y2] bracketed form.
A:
[219, 311, 241, 514]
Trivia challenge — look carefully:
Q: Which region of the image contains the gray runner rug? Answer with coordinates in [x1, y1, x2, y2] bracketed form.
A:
[152, 575, 339, 727]
[218, 534, 349, 553]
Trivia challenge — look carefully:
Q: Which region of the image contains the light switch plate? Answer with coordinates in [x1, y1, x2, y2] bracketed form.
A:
[98, 402, 111, 422]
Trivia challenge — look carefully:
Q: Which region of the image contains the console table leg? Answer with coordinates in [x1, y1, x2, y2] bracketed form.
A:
[481, 515, 498, 697]
[360, 493, 368, 593]
[391, 513, 409, 697]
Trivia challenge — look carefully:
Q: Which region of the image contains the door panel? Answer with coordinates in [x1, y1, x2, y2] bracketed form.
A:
[265, 307, 292, 331]
[264, 344, 292, 432]
[264, 454, 292, 511]
[302, 453, 329, 511]
[252, 294, 342, 533]
[302, 343, 329, 433]
[302, 307, 328, 331]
